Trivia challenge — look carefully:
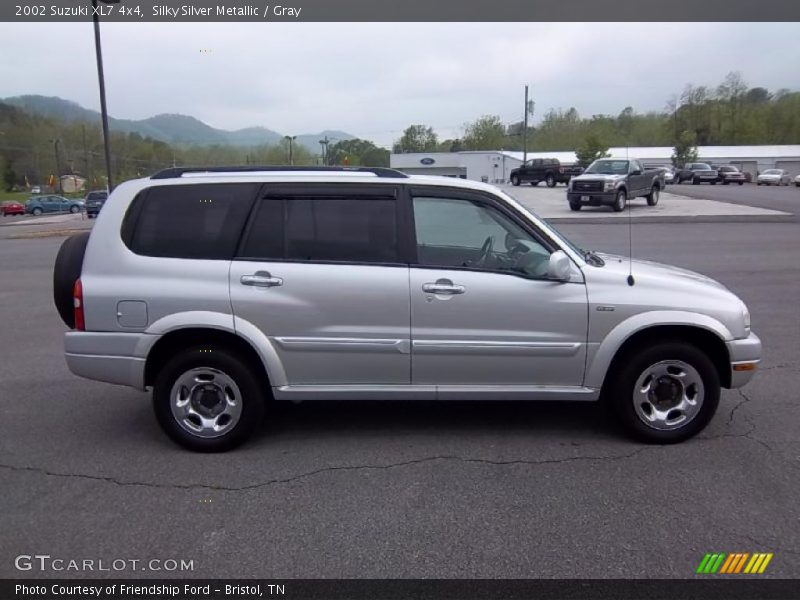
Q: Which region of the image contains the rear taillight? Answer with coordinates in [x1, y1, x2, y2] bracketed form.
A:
[73, 279, 85, 331]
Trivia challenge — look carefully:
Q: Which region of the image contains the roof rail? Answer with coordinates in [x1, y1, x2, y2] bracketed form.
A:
[150, 166, 409, 179]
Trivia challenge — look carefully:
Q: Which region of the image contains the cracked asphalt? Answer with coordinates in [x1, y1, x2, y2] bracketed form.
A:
[1, 209, 798, 579]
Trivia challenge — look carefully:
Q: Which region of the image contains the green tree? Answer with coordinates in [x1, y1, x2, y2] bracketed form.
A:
[462, 115, 506, 150]
[575, 134, 610, 168]
[393, 125, 438, 153]
[671, 130, 699, 167]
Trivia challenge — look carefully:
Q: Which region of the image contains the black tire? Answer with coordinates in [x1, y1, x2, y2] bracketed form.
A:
[569, 202, 582, 211]
[692, 178, 699, 185]
[545, 174, 556, 188]
[69, 205, 80, 214]
[510, 175, 520, 186]
[612, 189, 627, 212]
[32, 207, 43, 216]
[608, 341, 720, 444]
[153, 346, 266, 452]
[738, 182, 744, 186]
[646, 186, 660, 206]
[795, 183, 800, 187]
[711, 181, 716, 185]
[53, 232, 91, 328]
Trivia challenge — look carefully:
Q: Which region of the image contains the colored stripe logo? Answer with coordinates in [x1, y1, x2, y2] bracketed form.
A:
[697, 552, 773, 574]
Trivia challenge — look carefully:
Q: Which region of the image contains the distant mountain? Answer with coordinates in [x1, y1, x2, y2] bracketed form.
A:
[1, 95, 355, 151]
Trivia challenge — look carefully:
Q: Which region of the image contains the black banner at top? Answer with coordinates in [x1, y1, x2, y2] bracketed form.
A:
[2, 0, 800, 22]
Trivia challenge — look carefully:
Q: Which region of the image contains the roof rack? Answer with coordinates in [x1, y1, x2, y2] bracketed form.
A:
[150, 166, 409, 179]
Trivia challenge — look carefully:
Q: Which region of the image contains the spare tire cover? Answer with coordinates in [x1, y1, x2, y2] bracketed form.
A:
[53, 232, 91, 328]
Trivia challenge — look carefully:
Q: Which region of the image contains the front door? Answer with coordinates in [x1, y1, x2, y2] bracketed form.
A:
[229, 184, 411, 387]
[409, 190, 588, 391]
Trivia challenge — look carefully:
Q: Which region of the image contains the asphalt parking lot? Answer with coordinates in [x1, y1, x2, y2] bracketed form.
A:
[0, 189, 798, 579]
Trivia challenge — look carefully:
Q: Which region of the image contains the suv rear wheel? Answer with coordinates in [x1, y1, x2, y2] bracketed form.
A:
[545, 174, 556, 187]
[153, 346, 265, 452]
[609, 341, 720, 443]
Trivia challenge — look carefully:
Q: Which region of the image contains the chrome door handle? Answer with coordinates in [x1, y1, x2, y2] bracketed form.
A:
[241, 271, 283, 288]
[422, 279, 465, 295]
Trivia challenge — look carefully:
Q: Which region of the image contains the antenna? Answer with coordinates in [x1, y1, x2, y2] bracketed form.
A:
[626, 149, 635, 286]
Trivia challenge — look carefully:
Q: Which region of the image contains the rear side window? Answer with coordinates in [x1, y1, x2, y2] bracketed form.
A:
[240, 196, 399, 264]
[126, 184, 257, 259]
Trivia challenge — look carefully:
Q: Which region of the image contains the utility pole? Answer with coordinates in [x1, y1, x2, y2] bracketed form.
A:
[523, 85, 529, 165]
[51, 138, 63, 194]
[284, 135, 297, 165]
[93, 0, 120, 191]
[81, 124, 90, 181]
[319, 136, 330, 166]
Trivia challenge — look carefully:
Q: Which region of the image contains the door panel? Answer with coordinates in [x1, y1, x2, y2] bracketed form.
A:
[409, 192, 588, 388]
[410, 269, 587, 386]
[230, 186, 411, 387]
[230, 262, 410, 385]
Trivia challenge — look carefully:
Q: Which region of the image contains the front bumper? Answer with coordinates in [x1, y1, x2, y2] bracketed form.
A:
[726, 331, 761, 388]
[567, 191, 616, 206]
[65, 331, 158, 390]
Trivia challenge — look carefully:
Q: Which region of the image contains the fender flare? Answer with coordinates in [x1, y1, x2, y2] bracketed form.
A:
[140, 311, 287, 388]
[584, 310, 733, 389]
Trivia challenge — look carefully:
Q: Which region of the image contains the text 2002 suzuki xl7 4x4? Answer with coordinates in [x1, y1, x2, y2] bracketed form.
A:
[53, 166, 760, 451]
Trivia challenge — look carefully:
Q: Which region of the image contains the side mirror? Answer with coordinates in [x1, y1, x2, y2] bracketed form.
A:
[547, 250, 572, 282]
[631, 169, 642, 176]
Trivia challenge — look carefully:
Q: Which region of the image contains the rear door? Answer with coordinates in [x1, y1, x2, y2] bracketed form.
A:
[408, 187, 588, 391]
[229, 183, 411, 386]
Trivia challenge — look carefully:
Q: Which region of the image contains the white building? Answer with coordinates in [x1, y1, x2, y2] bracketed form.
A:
[390, 146, 800, 183]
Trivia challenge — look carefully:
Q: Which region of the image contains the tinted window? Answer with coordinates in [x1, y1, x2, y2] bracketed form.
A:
[413, 196, 550, 277]
[127, 183, 257, 259]
[240, 196, 398, 264]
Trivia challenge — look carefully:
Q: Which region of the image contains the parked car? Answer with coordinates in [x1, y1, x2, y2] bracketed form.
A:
[30, 186, 41, 194]
[687, 163, 719, 185]
[794, 174, 800, 187]
[53, 166, 759, 451]
[648, 165, 675, 184]
[84, 190, 109, 218]
[567, 158, 665, 212]
[25, 195, 84, 216]
[1, 201, 25, 216]
[717, 165, 746, 185]
[510, 158, 583, 187]
[757, 169, 792, 186]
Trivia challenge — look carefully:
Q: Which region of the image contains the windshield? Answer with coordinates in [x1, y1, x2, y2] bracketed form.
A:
[585, 159, 629, 175]
[763, 170, 781, 174]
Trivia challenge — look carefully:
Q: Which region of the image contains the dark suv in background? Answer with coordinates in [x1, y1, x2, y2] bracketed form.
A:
[85, 190, 109, 218]
[510, 158, 583, 187]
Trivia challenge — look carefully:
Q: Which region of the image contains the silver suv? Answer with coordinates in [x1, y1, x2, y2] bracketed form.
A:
[54, 166, 761, 451]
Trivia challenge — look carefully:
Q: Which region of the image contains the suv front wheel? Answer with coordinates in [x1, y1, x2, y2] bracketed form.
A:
[153, 346, 265, 452]
[609, 342, 720, 443]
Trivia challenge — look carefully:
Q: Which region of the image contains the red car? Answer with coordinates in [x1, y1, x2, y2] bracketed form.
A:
[1, 201, 25, 216]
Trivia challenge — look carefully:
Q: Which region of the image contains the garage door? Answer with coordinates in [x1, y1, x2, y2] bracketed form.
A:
[776, 160, 800, 178]
[731, 161, 758, 179]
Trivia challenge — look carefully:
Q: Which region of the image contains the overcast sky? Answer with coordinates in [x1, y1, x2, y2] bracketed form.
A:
[1, 22, 799, 147]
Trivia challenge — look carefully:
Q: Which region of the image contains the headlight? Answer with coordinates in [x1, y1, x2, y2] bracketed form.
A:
[604, 181, 617, 191]
[742, 305, 751, 333]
